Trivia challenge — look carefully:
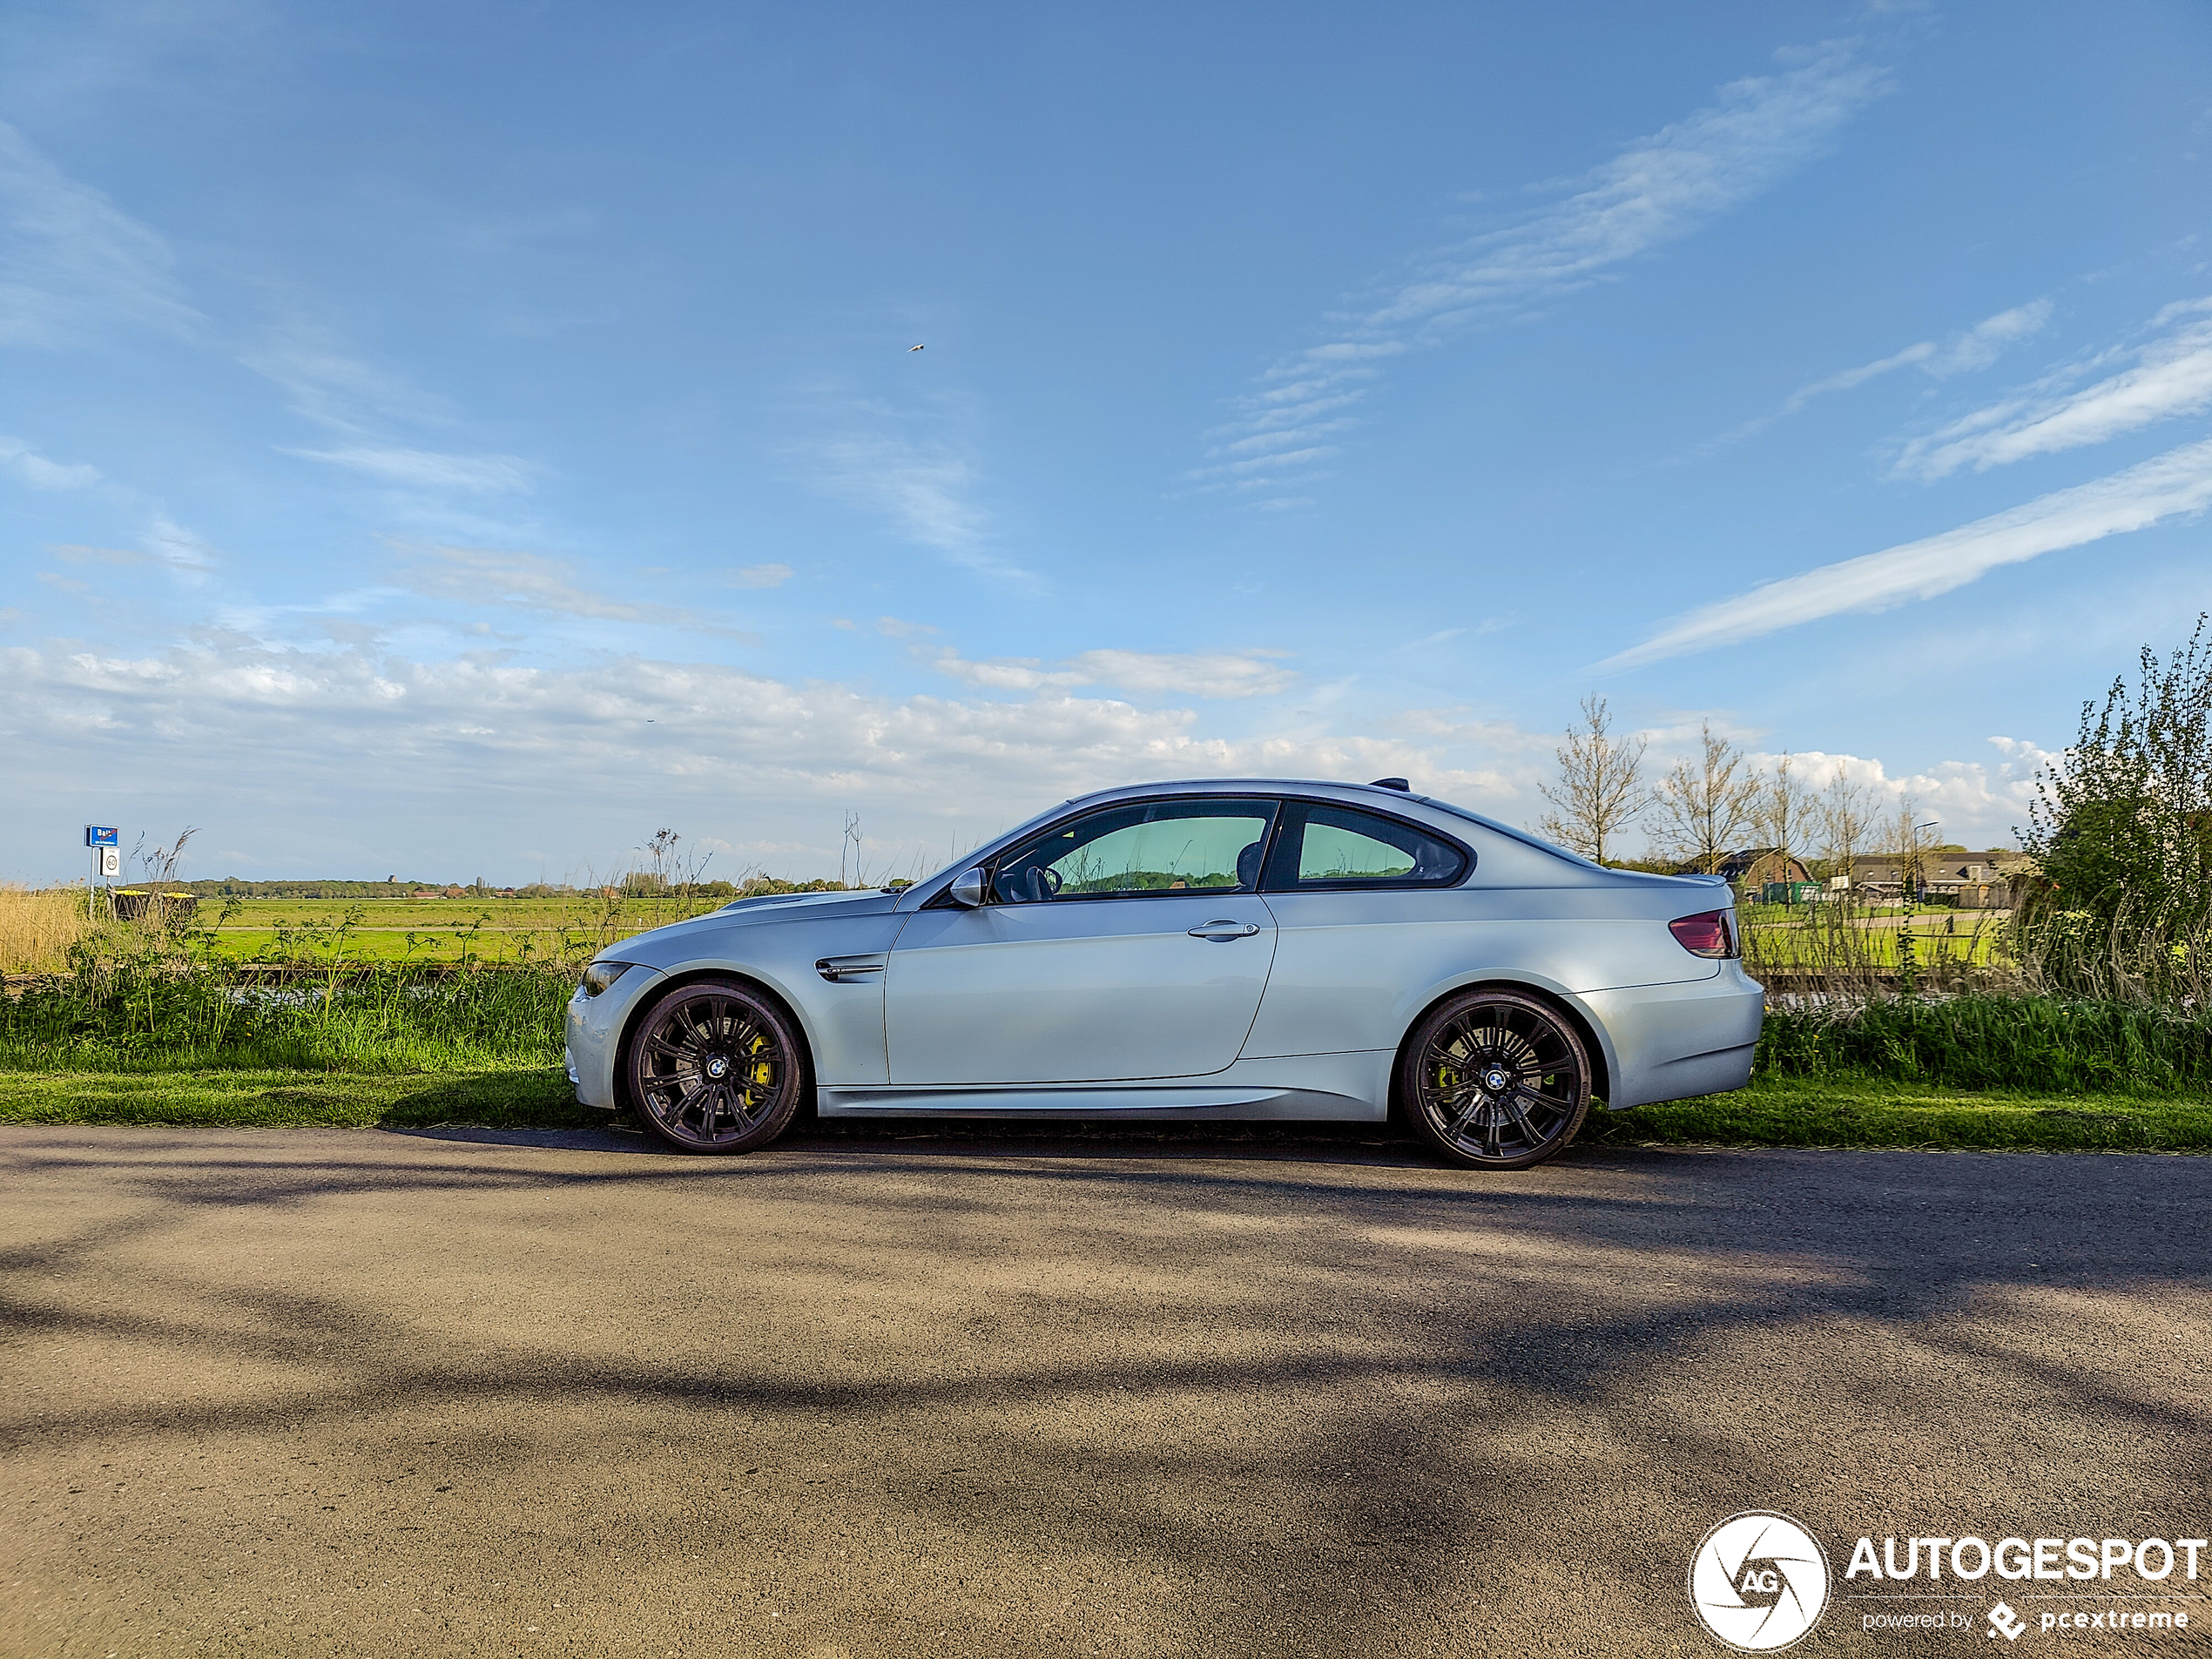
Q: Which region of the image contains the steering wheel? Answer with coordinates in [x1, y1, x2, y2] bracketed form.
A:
[1040, 866, 1063, 897]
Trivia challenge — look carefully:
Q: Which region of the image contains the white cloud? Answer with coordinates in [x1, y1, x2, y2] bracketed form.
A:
[242, 328, 457, 435]
[931, 646, 1296, 699]
[1895, 301, 2212, 480]
[797, 426, 1012, 573]
[1925, 300, 2054, 376]
[1605, 435, 2212, 669]
[0, 435, 99, 489]
[933, 652, 1076, 691]
[1064, 649, 1296, 699]
[144, 514, 219, 578]
[400, 544, 759, 637]
[0, 119, 198, 347]
[0, 631, 2062, 872]
[287, 446, 537, 495]
[1696, 300, 2053, 453]
[0, 638, 1518, 876]
[1735, 739, 2054, 850]
[732, 563, 792, 589]
[1199, 39, 1891, 496]
[1779, 341, 1937, 409]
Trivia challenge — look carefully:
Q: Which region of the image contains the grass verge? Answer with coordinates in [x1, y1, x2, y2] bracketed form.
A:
[0, 1067, 599, 1130]
[1587, 1075, 2212, 1153]
[2, 1068, 2208, 1153]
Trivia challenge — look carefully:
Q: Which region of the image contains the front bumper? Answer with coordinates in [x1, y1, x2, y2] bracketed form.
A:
[563, 965, 667, 1109]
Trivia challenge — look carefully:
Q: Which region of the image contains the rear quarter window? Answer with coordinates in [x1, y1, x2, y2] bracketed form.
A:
[1265, 802, 1468, 890]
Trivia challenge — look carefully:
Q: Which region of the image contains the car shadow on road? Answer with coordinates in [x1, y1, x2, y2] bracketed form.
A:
[387, 1114, 1451, 1167]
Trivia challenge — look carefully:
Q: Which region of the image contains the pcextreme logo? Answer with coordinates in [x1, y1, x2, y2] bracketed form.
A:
[1689, 1512, 1831, 1651]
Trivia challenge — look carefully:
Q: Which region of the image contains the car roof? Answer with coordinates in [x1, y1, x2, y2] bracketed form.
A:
[897, 776, 1714, 906]
[1038, 777, 1584, 866]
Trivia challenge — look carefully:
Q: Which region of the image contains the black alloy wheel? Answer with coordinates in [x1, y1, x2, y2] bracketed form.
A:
[1400, 988, 1591, 1170]
[624, 978, 806, 1154]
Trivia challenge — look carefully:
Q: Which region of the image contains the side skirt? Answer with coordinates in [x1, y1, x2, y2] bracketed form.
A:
[817, 1052, 1393, 1123]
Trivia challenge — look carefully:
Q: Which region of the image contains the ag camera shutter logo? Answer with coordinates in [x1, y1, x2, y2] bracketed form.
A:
[1689, 1512, 1831, 1650]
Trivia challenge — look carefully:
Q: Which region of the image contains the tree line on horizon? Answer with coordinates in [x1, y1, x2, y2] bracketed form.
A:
[1534, 695, 1953, 885]
[1537, 616, 2212, 945]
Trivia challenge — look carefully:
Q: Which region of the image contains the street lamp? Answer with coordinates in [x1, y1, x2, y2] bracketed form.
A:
[1900, 819, 1939, 991]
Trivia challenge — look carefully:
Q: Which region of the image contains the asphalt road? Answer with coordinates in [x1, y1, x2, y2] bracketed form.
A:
[3, 1123, 2207, 1657]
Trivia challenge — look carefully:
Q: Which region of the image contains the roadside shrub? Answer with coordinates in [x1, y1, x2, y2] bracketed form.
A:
[0, 941, 570, 1074]
[1758, 993, 2212, 1096]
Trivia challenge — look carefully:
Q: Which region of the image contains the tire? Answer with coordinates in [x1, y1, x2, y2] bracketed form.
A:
[623, 978, 807, 1155]
[1400, 988, 1591, 1170]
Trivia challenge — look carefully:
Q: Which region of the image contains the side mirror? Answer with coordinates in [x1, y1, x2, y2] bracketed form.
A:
[948, 867, 988, 907]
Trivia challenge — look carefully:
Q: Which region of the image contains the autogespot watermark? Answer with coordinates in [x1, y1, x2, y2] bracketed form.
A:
[1689, 1513, 1831, 1651]
[1689, 1516, 2207, 1647]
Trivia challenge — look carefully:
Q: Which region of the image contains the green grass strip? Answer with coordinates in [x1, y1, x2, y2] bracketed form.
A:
[1588, 1076, 2212, 1153]
[3, 1068, 2209, 1153]
[0, 1068, 601, 1130]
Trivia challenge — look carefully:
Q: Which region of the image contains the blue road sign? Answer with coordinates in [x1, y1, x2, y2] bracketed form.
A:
[84, 826, 118, 847]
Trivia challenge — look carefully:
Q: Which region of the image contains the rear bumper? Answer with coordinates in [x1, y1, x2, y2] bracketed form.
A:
[1583, 965, 1764, 1109]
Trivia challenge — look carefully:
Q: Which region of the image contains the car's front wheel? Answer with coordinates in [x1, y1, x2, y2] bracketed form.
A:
[1401, 988, 1591, 1170]
[624, 978, 806, 1155]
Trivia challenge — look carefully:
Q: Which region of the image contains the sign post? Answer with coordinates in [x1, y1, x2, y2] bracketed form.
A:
[84, 826, 119, 921]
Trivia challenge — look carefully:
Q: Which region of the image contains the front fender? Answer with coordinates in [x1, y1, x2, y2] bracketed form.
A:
[610, 913, 907, 1088]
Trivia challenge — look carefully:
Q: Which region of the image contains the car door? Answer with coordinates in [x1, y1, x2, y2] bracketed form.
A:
[1238, 799, 1474, 1058]
[884, 795, 1281, 1085]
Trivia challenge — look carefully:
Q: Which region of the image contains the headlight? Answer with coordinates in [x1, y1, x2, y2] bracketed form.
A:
[580, 961, 636, 998]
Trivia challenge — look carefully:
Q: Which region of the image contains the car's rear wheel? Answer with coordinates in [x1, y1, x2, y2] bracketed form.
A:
[1401, 988, 1591, 1170]
[624, 978, 806, 1155]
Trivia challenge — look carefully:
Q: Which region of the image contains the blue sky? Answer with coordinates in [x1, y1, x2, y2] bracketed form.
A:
[4, 1, 2211, 883]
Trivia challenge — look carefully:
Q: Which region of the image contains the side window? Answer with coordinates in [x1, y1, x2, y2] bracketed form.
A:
[1265, 802, 1467, 891]
[995, 798, 1278, 902]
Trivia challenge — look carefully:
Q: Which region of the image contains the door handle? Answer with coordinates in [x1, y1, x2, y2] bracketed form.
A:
[1187, 920, 1261, 941]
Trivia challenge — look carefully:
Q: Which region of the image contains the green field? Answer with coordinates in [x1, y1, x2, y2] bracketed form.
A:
[1741, 911, 2008, 973]
[191, 894, 726, 963]
[185, 896, 2015, 970]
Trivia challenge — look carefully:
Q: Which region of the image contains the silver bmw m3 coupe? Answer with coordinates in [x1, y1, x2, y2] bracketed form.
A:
[565, 778, 1764, 1170]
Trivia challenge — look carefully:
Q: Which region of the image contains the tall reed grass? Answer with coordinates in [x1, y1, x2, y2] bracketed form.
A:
[0, 885, 98, 976]
[1738, 898, 2001, 995]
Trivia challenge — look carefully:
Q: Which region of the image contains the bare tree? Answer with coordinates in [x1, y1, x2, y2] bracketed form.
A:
[1537, 695, 1649, 864]
[1651, 722, 1758, 874]
[1753, 754, 1816, 904]
[1816, 765, 1884, 887]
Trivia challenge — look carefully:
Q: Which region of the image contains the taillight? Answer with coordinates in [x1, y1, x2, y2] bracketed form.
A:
[1669, 909, 1737, 959]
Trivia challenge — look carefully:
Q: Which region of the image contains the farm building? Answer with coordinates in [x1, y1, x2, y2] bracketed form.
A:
[1849, 849, 2030, 908]
[1713, 848, 1816, 902]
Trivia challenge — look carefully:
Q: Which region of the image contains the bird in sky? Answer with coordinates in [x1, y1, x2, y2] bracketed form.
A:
[908, 343, 925, 352]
